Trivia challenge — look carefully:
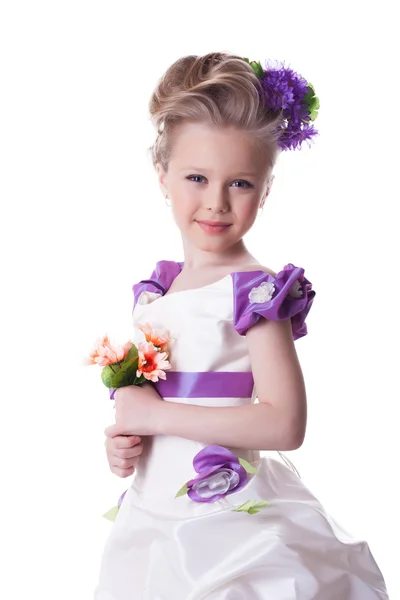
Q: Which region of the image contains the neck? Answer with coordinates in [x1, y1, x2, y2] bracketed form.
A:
[180, 237, 257, 271]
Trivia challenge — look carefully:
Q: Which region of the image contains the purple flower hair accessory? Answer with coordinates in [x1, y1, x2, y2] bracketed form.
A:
[175, 445, 257, 503]
[244, 57, 320, 151]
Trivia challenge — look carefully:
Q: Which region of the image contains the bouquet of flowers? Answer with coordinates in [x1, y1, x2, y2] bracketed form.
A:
[84, 323, 171, 390]
[84, 323, 172, 521]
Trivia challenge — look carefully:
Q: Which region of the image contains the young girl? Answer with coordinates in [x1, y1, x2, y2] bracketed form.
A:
[95, 52, 388, 599]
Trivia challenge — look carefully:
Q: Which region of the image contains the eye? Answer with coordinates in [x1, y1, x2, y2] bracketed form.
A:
[187, 175, 206, 183]
[231, 180, 253, 189]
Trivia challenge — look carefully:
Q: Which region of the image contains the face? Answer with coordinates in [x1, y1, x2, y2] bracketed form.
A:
[157, 121, 274, 255]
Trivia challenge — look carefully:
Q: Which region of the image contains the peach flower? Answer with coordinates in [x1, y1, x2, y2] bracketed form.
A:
[137, 322, 171, 351]
[136, 341, 171, 382]
[84, 335, 133, 367]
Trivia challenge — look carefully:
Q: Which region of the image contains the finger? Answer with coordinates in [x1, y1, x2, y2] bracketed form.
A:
[115, 444, 143, 460]
[113, 436, 142, 450]
[105, 431, 140, 449]
[104, 424, 121, 438]
[110, 456, 140, 470]
[111, 465, 136, 478]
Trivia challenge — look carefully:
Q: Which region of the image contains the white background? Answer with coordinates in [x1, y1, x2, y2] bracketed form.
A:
[1, 1, 398, 598]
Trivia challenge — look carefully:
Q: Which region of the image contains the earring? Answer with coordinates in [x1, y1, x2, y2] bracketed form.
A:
[257, 203, 264, 217]
[165, 193, 171, 207]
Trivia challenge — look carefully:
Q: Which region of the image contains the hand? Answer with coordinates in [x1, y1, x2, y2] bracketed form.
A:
[105, 383, 164, 438]
[105, 434, 143, 478]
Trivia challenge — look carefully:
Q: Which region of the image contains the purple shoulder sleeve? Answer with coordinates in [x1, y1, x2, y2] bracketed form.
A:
[132, 260, 182, 308]
[232, 264, 315, 340]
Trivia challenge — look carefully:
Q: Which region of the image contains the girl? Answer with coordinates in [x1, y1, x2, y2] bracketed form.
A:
[95, 52, 388, 599]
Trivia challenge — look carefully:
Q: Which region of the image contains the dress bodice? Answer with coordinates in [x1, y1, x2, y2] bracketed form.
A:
[131, 260, 315, 399]
[133, 272, 252, 376]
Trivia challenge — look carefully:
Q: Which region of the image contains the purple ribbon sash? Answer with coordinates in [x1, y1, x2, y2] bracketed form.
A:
[109, 372, 254, 400]
[153, 371, 254, 398]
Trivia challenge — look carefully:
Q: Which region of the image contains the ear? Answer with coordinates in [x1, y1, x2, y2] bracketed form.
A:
[260, 174, 275, 208]
[156, 163, 169, 198]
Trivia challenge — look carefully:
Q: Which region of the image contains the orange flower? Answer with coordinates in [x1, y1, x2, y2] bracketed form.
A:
[137, 322, 171, 351]
[136, 341, 171, 382]
[84, 335, 133, 367]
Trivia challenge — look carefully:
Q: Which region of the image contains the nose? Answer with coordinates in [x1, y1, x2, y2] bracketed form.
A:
[204, 185, 230, 213]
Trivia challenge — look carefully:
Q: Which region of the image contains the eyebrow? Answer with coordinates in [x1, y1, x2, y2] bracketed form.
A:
[180, 167, 258, 177]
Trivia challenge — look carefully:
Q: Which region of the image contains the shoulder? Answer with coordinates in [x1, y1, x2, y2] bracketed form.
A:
[231, 263, 315, 340]
[235, 264, 276, 277]
[132, 260, 182, 307]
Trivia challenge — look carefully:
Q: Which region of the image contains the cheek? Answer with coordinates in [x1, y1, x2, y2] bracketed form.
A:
[171, 197, 194, 226]
[236, 200, 258, 225]
[171, 186, 199, 222]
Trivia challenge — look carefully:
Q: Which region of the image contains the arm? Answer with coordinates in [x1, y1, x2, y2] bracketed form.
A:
[155, 317, 307, 451]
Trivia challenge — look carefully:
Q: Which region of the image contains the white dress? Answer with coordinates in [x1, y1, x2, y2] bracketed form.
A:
[95, 260, 388, 600]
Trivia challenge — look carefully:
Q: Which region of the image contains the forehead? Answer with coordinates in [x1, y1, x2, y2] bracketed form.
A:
[169, 121, 270, 176]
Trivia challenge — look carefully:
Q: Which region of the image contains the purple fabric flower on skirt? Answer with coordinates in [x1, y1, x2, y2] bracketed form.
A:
[186, 445, 248, 503]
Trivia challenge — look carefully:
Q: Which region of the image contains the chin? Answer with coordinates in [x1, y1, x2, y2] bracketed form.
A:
[193, 240, 223, 253]
[182, 224, 241, 253]
[193, 237, 238, 254]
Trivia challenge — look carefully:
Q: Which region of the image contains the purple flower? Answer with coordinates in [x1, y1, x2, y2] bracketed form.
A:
[187, 446, 247, 503]
[279, 121, 318, 151]
[258, 60, 319, 151]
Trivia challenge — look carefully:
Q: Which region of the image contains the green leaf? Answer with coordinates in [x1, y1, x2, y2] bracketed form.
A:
[175, 482, 189, 499]
[307, 82, 315, 95]
[303, 92, 313, 105]
[308, 96, 318, 113]
[125, 345, 139, 361]
[311, 96, 320, 111]
[103, 506, 119, 522]
[303, 84, 320, 122]
[101, 363, 121, 388]
[239, 458, 258, 474]
[234, 500, 254, 512]
[251, 500, 270, 510]
[233, 499, 270, 514]
[243, 57, 250, 63]
[250, 60, 264, 78]
[110, 346, 139, 388]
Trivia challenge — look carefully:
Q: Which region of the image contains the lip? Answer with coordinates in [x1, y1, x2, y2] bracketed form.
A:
[196, 220, 232, 235]
[196, 220, 231, 227]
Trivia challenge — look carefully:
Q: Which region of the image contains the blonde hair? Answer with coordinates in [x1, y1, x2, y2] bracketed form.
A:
[149, 52, 284, 171]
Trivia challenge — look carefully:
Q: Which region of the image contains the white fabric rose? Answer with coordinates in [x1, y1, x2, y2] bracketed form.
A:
[138, 291, 162, 305]
[192, 469, 240, 499]
[248, 282, 275, 304]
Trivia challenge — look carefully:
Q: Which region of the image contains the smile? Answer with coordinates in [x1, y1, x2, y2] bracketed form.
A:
[196, 220, 232, 235]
